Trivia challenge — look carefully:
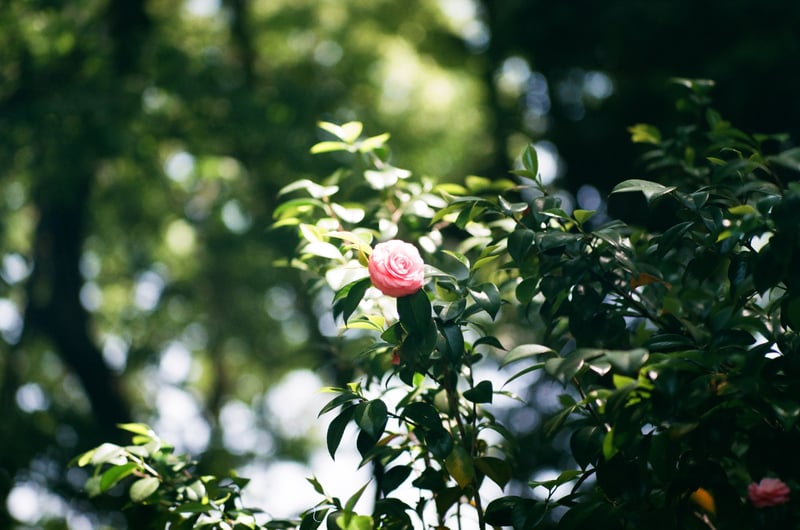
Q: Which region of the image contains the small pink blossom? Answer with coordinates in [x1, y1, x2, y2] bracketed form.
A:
[747, 478, 790, 508]
[368, 240, 425, 298]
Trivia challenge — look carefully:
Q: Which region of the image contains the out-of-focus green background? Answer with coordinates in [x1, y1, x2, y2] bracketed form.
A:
[1, 0, 798, 527]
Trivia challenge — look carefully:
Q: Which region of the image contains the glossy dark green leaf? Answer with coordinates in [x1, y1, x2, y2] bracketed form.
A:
[333, 277, 371, 323]
[401, 402, 440, 427]
[439, 321, 465, 364]
[474, 456, 512, 489]
[485, 496, 524, 526]
[354, 400, 388, 440]
[438, 298, 466, 322]
[397, 289, 434, 336]
[473, 335, 505, 350]
[299, 509, 329, 530]
[462, 380, 493, 404]
[468, 283, 501, 320]
[381, 466, 412, 495]
[424, 426, 454, 460]
[327, 405, 356, 459]
[411, 467, 446, 491]
[570, 426, 604, 469]
[536, 231, 579, 250]
[318, 392, 360, 417]
[644, 333, 694, 352]
[515, 277, 537, 303]
[507, 229, 536, 263]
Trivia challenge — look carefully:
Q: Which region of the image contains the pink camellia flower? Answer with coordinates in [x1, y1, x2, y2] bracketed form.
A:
[368, 240, 425, 297]
[747, 478, 790, 508]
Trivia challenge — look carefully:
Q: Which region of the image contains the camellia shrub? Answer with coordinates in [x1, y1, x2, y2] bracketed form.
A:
[75, 80, 800, 529]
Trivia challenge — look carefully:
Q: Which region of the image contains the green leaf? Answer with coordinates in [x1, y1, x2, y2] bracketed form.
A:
[445, 445, 474, 489]
[99, 462, 139, 492]
[462, 380, 493, 404]
[601, 348, 649, 374]
[336, 514, 372, 530]
[279, 179, 339, 199]
[545, 353, 587, 385]
[358, 132, 391, 153]
[468, 283, 501, 320]
[439, 321, 465, 363]
[573, 209, 595, 226]
[381, 466, 412, 495]
[117, 423, 155, 437]
[311, 141, 351, 154]
[611, 179, 676, 202]
[602, 429, 618, 460]
[424, 426, 454, 460]
[129, 476, 160, 503]
[319, 391, 360, 417]
[90, 443, 127, 465]
[339, 121, 364, 143]
[474, 456, 512, 489]
[769, 147, 800, 173]
[515, 277, 537, 303]
[354, 400, 388, 440]
[397, 289, 433, 336]
[485, 496, 523, 526]
[507, 229, 535, 263]
[401, 402, 440, 427]
[727, 204, 757, 216]
[333, 277, 372, 323]
[520, 144, 539, 176]
[500, 344, 553, 367]
[344, 482, 370, 514]
[498, 196, 529, 214]
[302, 241, 344, 261]
[84, 476, 102, 498]
[300, 509, 330, 530]
[380, 322, 403, 345]
[327, 405, 356, 459]
[627, 123, 662, 144]
[473, 335, 505, 350]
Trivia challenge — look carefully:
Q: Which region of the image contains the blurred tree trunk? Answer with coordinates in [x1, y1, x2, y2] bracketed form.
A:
[26, 166, 131, 433]
[0, 0, 151, 524]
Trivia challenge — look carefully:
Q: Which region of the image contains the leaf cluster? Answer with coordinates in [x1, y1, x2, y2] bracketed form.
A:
[77, 83, 800, 530]
[74, 424, 268, 530]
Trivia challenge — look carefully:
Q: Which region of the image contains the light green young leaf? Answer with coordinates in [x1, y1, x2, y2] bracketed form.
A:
[302, 242, 345, 261]
[339, 121, 364, 143]
[311, 141, 351, 154]
[117, 423, 155, 437]
[336, 514, 373, 530]
[90, 443, 127, 466]
[279, 179, 339, 199]
[611, 179, 676, 203]
[627, 123, 662, 144]
[573, 209, 595, 226]
[357, 132, 391, 152]
[129, 476, 160, 503]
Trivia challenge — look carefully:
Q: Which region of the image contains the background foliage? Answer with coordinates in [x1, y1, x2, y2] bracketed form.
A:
[1, 0, 799, 528]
